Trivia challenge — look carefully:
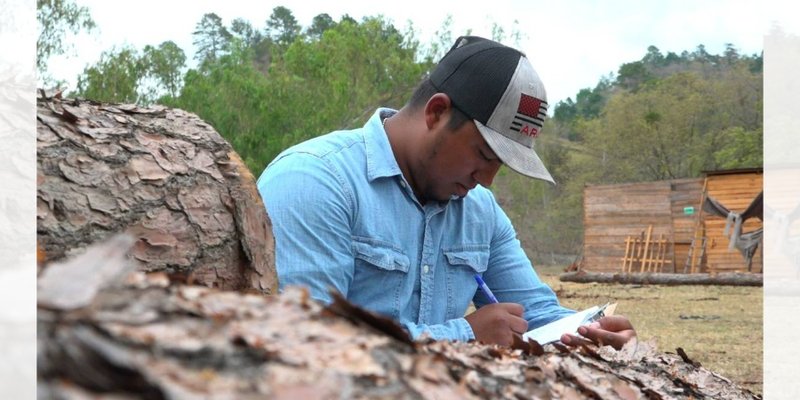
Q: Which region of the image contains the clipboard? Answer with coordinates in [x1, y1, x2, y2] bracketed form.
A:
[521, 303, 614, 345]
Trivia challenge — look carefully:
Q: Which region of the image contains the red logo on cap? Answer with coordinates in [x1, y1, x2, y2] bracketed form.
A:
[517, 94, 542, 118]
[520, 125, 539, 137]
[510, 94, 546, 138]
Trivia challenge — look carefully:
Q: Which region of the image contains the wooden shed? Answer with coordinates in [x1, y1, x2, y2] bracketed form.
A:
[700, 169, 764, 273]
[581, 168, 763, 274]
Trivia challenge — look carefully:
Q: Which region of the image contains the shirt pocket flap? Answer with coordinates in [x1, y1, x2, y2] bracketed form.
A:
[353, 239, 410, 273]
[443, 247, 489, 273]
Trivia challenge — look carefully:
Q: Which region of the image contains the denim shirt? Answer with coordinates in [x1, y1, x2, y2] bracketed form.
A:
[257, 108, 574, 341]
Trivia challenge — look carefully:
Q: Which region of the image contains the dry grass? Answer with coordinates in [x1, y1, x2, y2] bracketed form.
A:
[536, 264, 763, 394]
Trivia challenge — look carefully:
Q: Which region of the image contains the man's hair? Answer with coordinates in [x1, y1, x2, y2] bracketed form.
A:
[408, 77, 471, 131]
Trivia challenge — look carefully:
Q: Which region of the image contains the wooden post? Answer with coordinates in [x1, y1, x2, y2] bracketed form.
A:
[649, 232, 661, 273]
[690, 226, 706, 274]
[687, 177, 708, 274]
[635, 232, 644, 273]
[657, 235, 667, 273]
[640, 225, 653, 273]
[621, 237, 632, 273]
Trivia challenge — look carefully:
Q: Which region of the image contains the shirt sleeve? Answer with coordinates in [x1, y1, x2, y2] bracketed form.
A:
[257, 152, 356, 304]
[479, 194, 576, 330]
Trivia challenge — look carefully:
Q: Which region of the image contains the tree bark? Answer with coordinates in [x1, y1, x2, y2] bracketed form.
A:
[36, 94, 276, 293]
[560, 271, 763, 286]
[37, 235, 760, 400]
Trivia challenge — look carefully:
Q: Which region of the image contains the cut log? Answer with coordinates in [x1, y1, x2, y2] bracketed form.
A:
[37, 235, 761, 399]
[560, 271, 763, 286]
[36, 94, 276, 293]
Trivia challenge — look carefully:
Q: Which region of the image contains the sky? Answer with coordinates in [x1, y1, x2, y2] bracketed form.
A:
[46, 0, 797, 106]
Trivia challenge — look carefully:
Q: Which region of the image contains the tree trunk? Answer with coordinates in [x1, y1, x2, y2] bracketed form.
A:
[560, 271, 762, 286]
[36, 93, 276, 293]
[37, 235, 760, 400]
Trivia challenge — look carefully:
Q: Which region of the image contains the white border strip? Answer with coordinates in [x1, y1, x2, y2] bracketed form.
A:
[764, 25, 800, 400]
[0, 0, 36, 397]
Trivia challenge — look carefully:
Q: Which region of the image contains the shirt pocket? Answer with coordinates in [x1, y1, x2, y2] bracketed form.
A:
[353, 237, 410, 273]
[351, 236, 410, 319]
[443, 244, 490, 318]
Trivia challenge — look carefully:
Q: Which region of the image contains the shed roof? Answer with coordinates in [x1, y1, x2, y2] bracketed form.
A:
[702, 167, 763, 176]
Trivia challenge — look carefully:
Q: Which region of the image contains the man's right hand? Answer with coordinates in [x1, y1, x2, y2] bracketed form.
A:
[464, 303, 528, 346]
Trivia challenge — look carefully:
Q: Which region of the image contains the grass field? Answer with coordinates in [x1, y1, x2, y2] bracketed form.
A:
[535, 264, 763, 395]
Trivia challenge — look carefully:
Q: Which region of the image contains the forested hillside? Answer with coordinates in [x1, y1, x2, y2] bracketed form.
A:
[38, 3, 763, 264]
[498, 44, 762, 262]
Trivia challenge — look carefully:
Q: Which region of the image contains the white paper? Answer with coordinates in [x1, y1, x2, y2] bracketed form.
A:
[522, 305, 602, 345]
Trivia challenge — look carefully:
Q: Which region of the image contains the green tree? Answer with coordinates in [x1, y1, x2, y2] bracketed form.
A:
[576, 60, 762, 184]
[713, 127, 763, 169]
[571, 77, 613, 121]
[229, 18, 272, 69]
[642, 45, 664, 67]
[167, 42, 279, 171]
[664, 51, 682, 65]
[266, 6, 300, 47]
[616, 61, 652, 90]
[749, 52, 763, 73]
[424, 15, 454, 63]
[36, 0, 95, 82]
[142, 41, 186, 99]
[691, 44, 711, 62]
[170, 14, 427, 173]
[283, 16, 424, 129]
[230, 18, 263, 48]
[582, 72, 719, 181]
[192, 13, 232, 63]
[306, 13, 336, 40]
[553, 98, 578, 124]
[723, 43, 740, 65]
[75, 46, 143, 103]
[75, 41, 186, 104]
[490, 22, 505, 42]
[339, 14, 357, 25]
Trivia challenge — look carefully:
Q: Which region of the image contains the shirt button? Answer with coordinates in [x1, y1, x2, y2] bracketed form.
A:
[400, 180, 406, 188]
[422, 265, 429, 274]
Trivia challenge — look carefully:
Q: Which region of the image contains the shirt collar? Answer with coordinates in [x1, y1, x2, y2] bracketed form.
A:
[364, 108, 403, 182]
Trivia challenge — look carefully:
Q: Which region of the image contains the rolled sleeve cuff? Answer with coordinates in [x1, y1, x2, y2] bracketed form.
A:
[407, 318, 475, 342]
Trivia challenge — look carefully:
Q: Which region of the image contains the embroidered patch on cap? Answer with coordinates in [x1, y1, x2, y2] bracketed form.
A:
[510, 93, 547, 137]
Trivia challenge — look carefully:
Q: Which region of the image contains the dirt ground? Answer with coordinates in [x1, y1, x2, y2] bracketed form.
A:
[535, 264, 763, 395]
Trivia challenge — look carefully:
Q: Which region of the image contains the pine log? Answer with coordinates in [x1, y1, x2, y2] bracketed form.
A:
[37, 235, 761, 400]
[36, 94, 276, 293]
[560, 271, 762, 286]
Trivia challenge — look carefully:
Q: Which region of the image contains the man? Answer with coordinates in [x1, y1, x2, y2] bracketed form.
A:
[257, 36, 635, 348]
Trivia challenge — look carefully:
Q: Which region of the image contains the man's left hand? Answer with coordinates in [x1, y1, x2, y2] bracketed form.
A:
[560, 315, 636, 350]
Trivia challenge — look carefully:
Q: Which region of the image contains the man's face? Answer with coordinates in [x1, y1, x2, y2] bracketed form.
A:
[414, 118, 503, 203]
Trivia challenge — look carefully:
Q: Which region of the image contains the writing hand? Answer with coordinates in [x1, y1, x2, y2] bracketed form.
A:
[561, 315, 637, 350]
[465, 303, 528, 346]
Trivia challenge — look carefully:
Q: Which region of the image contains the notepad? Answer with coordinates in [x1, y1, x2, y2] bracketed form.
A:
[522, 303, 611, 345]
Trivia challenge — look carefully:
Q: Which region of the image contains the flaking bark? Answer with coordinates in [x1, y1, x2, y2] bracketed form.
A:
[37, 235, 761, 400]
[36, 93, 276, 293]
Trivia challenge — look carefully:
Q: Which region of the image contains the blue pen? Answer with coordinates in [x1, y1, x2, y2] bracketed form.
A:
[474, 274, 499, 303]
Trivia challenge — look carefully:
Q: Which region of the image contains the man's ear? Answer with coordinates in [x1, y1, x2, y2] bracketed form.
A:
[423, 93, 453, 129]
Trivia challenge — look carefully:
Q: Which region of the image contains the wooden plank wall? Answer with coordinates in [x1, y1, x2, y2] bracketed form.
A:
[669, 178, 705, 271]
[583, 181, 674, 272]
[703, 172, 763, 273]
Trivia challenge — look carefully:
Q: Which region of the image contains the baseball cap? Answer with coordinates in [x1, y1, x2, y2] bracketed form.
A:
[430, 36, 554, 184]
